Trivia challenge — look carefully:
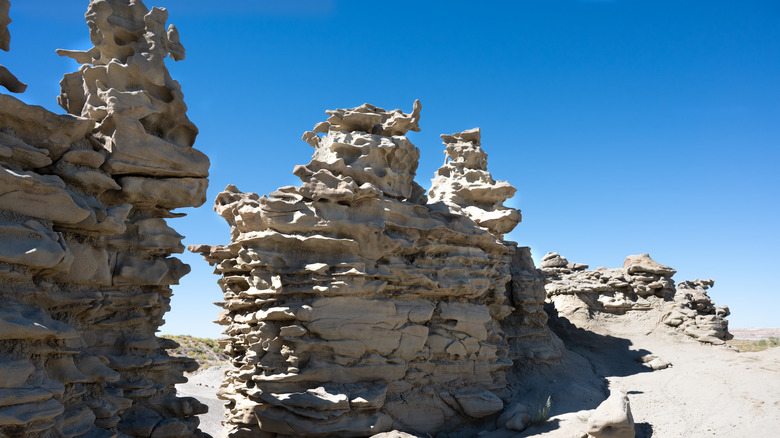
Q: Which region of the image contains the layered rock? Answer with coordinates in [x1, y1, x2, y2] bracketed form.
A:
[541, 253, 731, 344]
[663, 279, 732, 345]
[0, 0, 209, 436]
[428, 128, 521, 237]
[192, 102, 557, 437]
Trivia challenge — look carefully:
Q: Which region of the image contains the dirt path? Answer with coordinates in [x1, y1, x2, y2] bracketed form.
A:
[176, 366, 228, 438]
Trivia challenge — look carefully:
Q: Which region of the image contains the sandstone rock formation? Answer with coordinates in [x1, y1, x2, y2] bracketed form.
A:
[541, 253, 731, 344]
[663, 279, 732, 345]
[428, 128, 522, 236]
[0, 0, 210, 436]
[192, 102, 562, 437]
[0, 0, 26, 93]
[586, 389, 635, 438]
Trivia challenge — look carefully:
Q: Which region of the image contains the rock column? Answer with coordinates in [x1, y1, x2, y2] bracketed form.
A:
[0, 0, 210, 436]
[193, 103, 543, 437]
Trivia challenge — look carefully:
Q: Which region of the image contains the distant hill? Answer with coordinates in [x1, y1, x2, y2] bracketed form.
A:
[728, 328, 780, 352]
[730, 328, 780, 340]
[161, 335, 229, 369]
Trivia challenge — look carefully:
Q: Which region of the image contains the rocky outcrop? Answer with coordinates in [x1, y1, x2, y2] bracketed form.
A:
[663, 279, 732, 345]
[0, 0, 26, 93]
[428, 128, 521, 236]
[541, 252, 676, 312]
[0, 0, 209, 436]
[541, 253, 731, 344]
[192, 102, 560, 437]
[586, 390, 635, 438]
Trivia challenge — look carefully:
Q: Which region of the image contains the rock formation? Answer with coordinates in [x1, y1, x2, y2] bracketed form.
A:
[586, 389, 635, 438]
[663, 279, 732, 344]
[192, 102, 562, 437]
[427, 128, 522, 236]
[541, 253, 732, 344]
[0, 0, 210, 436]
[0, 0, 26, 92]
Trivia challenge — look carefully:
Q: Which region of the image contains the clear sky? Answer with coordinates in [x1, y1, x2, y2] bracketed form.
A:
[6, 1, 779, 338]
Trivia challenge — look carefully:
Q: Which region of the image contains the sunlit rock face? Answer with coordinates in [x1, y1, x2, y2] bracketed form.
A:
[192, 101, 561, 437]
[428, 127, 522, 237]
[541, 253, 732, 344]
[0, 0, 210, 436]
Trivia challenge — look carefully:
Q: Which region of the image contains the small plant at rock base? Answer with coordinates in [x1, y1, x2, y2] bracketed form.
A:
[530, 395, 552, 425]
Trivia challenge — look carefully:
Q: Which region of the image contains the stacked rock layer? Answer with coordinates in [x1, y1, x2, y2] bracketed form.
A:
[540, 253, 732, 344]
[192, 102, 559, 437]
[0, 1, 210, 436]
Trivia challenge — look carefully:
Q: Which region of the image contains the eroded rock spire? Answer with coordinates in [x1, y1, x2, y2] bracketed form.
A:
[192, 101, 562, 437]
[0, 1, 210, 436]
[0, 0, 27, 92]
[428, 128, 522, 237]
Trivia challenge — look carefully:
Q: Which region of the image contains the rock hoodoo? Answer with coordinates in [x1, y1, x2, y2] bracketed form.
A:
[0, 0, 210, 436]
[541, 253, 732, 344]
[192, 102, 561, 437]
[663, 279, 732, 345]
[0, 0, 26, 93]
[428, 127, 522, 237]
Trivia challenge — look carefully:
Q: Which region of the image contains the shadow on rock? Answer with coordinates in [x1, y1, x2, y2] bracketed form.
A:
[635, 422, 654, 437]
[546, 303, 655, 378]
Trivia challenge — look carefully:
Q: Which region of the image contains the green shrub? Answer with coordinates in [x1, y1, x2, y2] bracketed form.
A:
[530, 396, 552, 425]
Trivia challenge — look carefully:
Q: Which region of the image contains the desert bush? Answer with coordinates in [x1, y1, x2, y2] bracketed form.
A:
[530, 395, 552, 425]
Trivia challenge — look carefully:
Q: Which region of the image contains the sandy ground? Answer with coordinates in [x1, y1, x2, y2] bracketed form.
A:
[178, 319, 780, 438]
[176, 366, 228, 438]
[527, 312, 780, 438]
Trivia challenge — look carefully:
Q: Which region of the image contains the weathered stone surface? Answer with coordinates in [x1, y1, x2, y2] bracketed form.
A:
[497, 402, 530, 432]
[0, 166, 92, 224]
[193, 101, 564, 437]
[586, 390, 635, 438]
[428, 128, 521, 237]
[113, 175, 208, 209]
[0, 94, 94, 159]
[452, 388, 504, 418]
[0, 1, 210, 436]
[542, 254, 731, 344]
[0, 220, 70, 270]
[663, 279, 732, 344]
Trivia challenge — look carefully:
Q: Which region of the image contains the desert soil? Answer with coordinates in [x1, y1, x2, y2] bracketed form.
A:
[178, 322, 780, 437]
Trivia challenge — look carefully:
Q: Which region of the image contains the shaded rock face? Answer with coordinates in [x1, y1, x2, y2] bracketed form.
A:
[0, 0, 27, 93]
[0, 0, 209, 436]
[541, 253, 731, 344]
[192, 103, 559, 437]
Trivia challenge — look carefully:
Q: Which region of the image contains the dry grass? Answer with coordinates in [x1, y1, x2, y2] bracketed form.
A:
[728, 337, 780, 353]
[161, 335, 229, 369]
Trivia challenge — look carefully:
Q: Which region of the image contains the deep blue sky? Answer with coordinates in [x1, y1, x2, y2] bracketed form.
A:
[6, 1, 779, 337]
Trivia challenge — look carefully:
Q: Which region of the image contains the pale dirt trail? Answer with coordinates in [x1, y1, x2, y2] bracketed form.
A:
[176, 366, 228, 438]
[543, 311, 780, 438]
